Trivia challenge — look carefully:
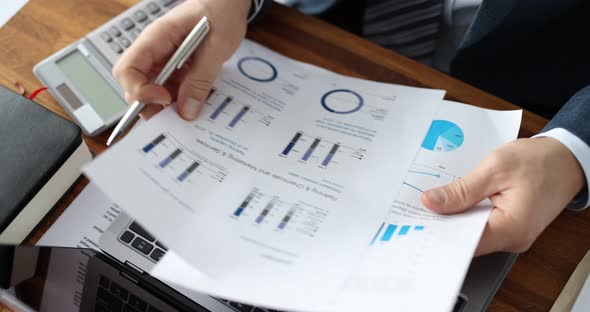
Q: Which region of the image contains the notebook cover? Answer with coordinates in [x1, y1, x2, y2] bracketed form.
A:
[0, 85, 82, 232]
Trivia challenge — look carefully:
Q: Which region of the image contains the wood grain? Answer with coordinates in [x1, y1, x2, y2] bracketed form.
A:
[0, 1, 587, 311]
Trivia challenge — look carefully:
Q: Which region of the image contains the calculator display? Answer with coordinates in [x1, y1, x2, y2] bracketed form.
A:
[56, 50, 127, 120]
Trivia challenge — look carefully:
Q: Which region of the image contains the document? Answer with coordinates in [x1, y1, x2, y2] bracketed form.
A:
[0, 0, 28, 28]
[152, 101, 522, 311]
[335, 101, 522, 311]
[84, 39, 445, 310]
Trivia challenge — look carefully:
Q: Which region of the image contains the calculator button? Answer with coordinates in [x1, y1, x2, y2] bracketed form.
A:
[146, 2, 160, 14]
[142, 19, 152, 27]
[120, 37, 131, 48]
[159, 0, 176, 7]
[120, 18, 135, 30]
[128, 28, 142, 40]
[109, 26, 122, 37]
[133, 10, 148, 23]
[100, 32, 112, 42]
[109, 42, 123, 54]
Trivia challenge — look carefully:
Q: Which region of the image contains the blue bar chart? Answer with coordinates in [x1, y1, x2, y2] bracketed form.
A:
[278, 205, 297, 230]
[255, 200, 275, 224]
[142, 134, 166, 153]
[177, 162, 200, 182]
[281, 132, 302, 156]
[210, 96, 233, 120]
[371, 223, 425, 245]
[228, 105, 250, 128]
[321, 144, 340, 166]
[279, 131, 364, 168]
[233, 190, 257, 217]
[302, 138, 321, 161]
[159, 149, 182, 168]
[140, 133, 229, 185]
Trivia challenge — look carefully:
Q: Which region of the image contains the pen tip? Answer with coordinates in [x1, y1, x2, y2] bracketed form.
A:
[106, 134, 115, 147]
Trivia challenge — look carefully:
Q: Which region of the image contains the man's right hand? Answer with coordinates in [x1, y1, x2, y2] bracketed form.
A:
[112, 0, 251, 120]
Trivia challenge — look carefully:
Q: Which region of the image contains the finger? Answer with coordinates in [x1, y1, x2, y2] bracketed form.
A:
[139, 104, 166, 120]
[176, 43, 224, 120]
[421, 161, 501, 214]
[112, 7, 196, 106]
[474, 208, 511, 256]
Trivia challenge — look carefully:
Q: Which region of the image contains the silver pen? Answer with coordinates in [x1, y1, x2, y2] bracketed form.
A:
[107, 16, 210, 146]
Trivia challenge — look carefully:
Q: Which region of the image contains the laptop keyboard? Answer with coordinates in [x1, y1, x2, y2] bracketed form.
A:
[119, 222, 280, 312]
[118, 221, 167, 263]
[96, 274, 162, 312]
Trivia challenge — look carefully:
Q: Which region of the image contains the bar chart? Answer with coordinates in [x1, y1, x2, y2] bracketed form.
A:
[279, 131, 365, 168]
[204, 88, 274, 129]
[233, 189, 258, 217]
[140, 133, 228, 184]
[370, 223, 425, 245]
[231, 190, 325, 238]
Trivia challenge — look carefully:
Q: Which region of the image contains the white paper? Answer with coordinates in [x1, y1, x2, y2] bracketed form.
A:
[36, 183, 121, 312]
[336, 101, 522, 311]
[0, 0, 28, 28]
[153, 101, 522, 312]
[84, 39, 444, 310]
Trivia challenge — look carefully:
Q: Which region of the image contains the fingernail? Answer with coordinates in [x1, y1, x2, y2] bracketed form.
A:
[181, 97, 200, 120]
[425, 189, 447, 206]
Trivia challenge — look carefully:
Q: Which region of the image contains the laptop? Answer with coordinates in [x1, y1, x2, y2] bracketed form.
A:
[99, 212, 517, 312]
[0, 245, 213, 311]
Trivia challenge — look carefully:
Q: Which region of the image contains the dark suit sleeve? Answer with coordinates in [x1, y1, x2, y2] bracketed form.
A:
[541, 85, 590, 209]
[248, 0, 273, 24]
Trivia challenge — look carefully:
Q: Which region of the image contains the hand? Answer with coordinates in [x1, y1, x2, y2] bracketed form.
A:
[421, 137, 586, 256]
[112, 0, 251, 120]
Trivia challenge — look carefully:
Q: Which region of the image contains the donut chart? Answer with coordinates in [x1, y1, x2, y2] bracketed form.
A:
[237, 57, 278, 82]
[321, 89, 364, 114]
[421, 120, 464, 152]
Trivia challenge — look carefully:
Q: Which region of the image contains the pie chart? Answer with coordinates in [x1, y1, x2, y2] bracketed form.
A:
[237, 57, 278, 82]
[321, 89, 364, 114]
[421, 120, 464, 152]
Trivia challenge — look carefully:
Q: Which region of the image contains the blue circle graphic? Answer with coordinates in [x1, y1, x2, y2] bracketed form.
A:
[321, 89, 364, 114]
[237, 57, 278, 82]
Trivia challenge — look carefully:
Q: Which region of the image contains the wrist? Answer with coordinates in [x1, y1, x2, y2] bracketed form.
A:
[538, 137, 586, 195]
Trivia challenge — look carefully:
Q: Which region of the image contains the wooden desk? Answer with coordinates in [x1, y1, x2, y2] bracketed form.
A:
[0, 0, 587, 310]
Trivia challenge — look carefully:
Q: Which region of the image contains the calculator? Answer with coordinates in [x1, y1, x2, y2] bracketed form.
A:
[34, 0, 184, 136]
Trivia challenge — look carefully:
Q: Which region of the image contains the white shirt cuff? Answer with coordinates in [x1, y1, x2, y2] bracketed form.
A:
[533, 128, 590, 209]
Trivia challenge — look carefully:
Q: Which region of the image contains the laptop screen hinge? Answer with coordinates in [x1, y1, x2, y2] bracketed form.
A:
[124, 260, 145, 277]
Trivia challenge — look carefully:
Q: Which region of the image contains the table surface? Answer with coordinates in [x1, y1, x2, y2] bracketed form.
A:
[0, 0, 588, 311]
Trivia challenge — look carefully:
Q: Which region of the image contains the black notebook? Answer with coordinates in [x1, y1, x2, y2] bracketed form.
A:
[0, 85, 91, 243]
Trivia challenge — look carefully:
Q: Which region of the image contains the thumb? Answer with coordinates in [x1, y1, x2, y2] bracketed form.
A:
[177, 46, 224, 120]
[421, 162, 499, 214]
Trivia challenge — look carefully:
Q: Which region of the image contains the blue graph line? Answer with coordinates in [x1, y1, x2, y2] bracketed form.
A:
[408, 170, 441, 178]
[403, 182, 424, 193]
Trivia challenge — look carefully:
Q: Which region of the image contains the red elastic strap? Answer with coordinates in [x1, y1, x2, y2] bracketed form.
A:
[28, 87, 48, 100]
